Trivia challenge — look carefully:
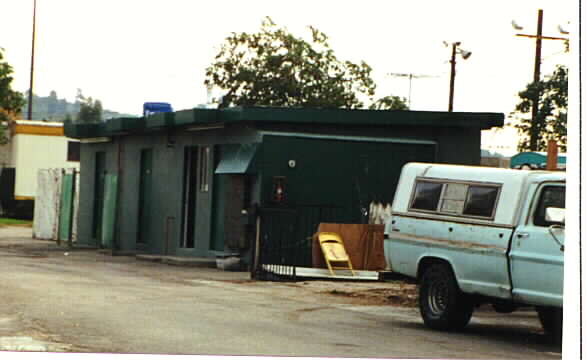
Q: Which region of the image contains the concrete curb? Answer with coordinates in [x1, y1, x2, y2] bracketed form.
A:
[136, 254, 217, 268]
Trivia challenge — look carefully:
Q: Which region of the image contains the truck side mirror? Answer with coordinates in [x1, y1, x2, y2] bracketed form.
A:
[545, 207, 565, 225]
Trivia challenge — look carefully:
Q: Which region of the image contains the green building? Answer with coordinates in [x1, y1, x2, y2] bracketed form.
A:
[65, 106, 503, 271]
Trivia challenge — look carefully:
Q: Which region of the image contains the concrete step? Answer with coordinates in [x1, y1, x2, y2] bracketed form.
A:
[136, 254, 217, 268]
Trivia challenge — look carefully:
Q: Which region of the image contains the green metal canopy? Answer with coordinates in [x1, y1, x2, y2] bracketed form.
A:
[215, 144, 259, 174]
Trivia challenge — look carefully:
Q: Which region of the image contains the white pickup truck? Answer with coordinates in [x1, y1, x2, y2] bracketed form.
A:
[385, 163, 565, 339]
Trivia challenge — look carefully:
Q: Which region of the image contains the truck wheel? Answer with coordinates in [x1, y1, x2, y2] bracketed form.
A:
[537, 307, 562, 345]
[419, 264, 473, 331]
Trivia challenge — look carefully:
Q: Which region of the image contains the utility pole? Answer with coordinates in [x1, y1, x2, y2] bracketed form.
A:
[448, 44, 457, 112]
[446, 42, 471, 112]
[515, 9, 568, 151]
[27, 0, 37, 121]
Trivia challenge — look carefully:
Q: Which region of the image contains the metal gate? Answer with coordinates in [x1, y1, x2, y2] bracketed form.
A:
[253, 205, 344, 281]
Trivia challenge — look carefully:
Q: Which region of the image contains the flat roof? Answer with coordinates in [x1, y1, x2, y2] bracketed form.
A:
[64, 106, 504, 139]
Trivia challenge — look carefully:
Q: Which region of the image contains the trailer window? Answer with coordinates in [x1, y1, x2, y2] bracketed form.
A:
[67, 141, 80, 162]
[462, 185, 499, 218]
[410, 181, 442, 211]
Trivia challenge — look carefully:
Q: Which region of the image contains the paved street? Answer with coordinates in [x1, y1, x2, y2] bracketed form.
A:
[0, 226, 561, 358]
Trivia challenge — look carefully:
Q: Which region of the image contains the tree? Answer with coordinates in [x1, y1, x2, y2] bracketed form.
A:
[76, 92, 103, 123]
[0, 48, 25, 124]
[205, 17, 376, 109]
[369, 95, 409, 110]
[514, 65, 568, 152]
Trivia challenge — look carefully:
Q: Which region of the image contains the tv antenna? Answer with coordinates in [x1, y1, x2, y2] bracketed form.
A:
[388, 73, 438, 108]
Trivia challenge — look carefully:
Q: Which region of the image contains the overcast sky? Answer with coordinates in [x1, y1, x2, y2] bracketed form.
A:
[1, 0, 574, 154]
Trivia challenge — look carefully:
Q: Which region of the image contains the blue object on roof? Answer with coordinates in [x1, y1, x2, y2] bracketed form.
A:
[143, 102, 173, 117]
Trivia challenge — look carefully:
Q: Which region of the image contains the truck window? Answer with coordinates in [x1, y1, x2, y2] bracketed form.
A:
[462, 185, 499, 218]
[410, 181, 442, 211]
[533, 186, 566, 227]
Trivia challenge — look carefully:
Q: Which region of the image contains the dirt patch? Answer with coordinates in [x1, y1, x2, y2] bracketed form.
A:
[290, 280, 418, 307]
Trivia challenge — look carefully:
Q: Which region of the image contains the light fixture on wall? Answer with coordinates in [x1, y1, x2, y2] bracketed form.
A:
[272, 177, 286, 203]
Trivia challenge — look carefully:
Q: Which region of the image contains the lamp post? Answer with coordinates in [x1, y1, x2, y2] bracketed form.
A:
[447, 42, 472, 112]
[27, 0, 37, 121]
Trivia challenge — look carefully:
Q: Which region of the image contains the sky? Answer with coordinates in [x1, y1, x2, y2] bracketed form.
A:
[0, 0, 574, 155]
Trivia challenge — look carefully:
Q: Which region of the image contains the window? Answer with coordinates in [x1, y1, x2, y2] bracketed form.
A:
[67, 141, 80, 162]
[440, 183, 467, 214]
[409, 178, 500, 219]
[462, 185, 499, 218]
[199, 146, 210, 192]
[533, 186, 565, 227]
[410, 181, 442, 211]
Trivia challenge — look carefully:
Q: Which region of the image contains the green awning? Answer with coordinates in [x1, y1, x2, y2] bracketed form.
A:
[215, 144, 259, 174]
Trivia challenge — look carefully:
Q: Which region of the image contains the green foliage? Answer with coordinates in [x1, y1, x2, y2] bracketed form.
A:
[369, 95, 409, 110]
[76, 92, 103, 123]
[0, 49, 25, 115]
[0, 48, 25, 124]
[205, 17, 377, 109]
[514, 65, 568, 152]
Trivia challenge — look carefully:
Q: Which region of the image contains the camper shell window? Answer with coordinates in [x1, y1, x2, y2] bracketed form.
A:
[409, 178, 501, 220]
[463, 185, 500, 218]
[410, 181, 443, 211]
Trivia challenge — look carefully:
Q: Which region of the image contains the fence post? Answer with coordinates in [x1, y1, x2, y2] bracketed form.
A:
[67, 169, 76, 249]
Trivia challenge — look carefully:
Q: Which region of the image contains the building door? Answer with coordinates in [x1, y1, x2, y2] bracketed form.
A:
[181, 146, 198, 248]
[137, 149, 153, 246]
[210, 173, 226, 252]
[92, 152, 106, 244]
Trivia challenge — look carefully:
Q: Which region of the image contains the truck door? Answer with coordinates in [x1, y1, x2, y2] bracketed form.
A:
[509, 183, 565, 307]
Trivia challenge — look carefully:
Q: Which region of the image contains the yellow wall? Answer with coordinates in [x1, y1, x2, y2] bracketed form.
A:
[11, 133, 79, 198]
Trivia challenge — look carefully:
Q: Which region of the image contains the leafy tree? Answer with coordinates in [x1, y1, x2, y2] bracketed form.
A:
[205, 17, 376, 109]
[514, 65, 567, 152]
[369, 95, 409, 110]
[0, 48, 25, 124]
[76, 92, 103, 123]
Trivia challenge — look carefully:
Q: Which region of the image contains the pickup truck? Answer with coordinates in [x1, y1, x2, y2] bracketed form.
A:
[384, 163, 565, 340]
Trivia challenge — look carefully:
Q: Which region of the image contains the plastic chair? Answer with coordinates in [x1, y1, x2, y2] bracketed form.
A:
[317, 232, 355, 276]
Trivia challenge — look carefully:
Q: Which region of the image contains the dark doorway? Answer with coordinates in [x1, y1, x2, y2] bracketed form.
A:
[92, 152, 106, 243]
[181, 146, 198, 248]
[137, 149, 153, 245]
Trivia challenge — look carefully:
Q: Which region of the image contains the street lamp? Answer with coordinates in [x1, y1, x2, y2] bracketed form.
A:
[447, 42, 472, 112]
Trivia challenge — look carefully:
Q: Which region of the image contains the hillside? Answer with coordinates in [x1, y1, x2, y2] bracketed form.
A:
[21, 90, 136, 121]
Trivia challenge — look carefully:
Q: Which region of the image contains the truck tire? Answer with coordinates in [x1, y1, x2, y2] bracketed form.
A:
[537, 307, 562, 345]
[419, 263, 473, 331]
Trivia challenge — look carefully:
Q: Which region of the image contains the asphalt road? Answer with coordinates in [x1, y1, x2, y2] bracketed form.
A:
[0, 227, 562, 358]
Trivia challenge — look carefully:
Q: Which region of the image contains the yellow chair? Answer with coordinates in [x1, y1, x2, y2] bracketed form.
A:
[317, 232, 356, 276]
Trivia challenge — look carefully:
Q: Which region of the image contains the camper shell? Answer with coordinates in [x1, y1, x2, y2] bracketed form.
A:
[391, 163, 565, 226]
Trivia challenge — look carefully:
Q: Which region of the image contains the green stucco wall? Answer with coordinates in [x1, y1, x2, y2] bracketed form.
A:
[75, 117, 489, 259]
